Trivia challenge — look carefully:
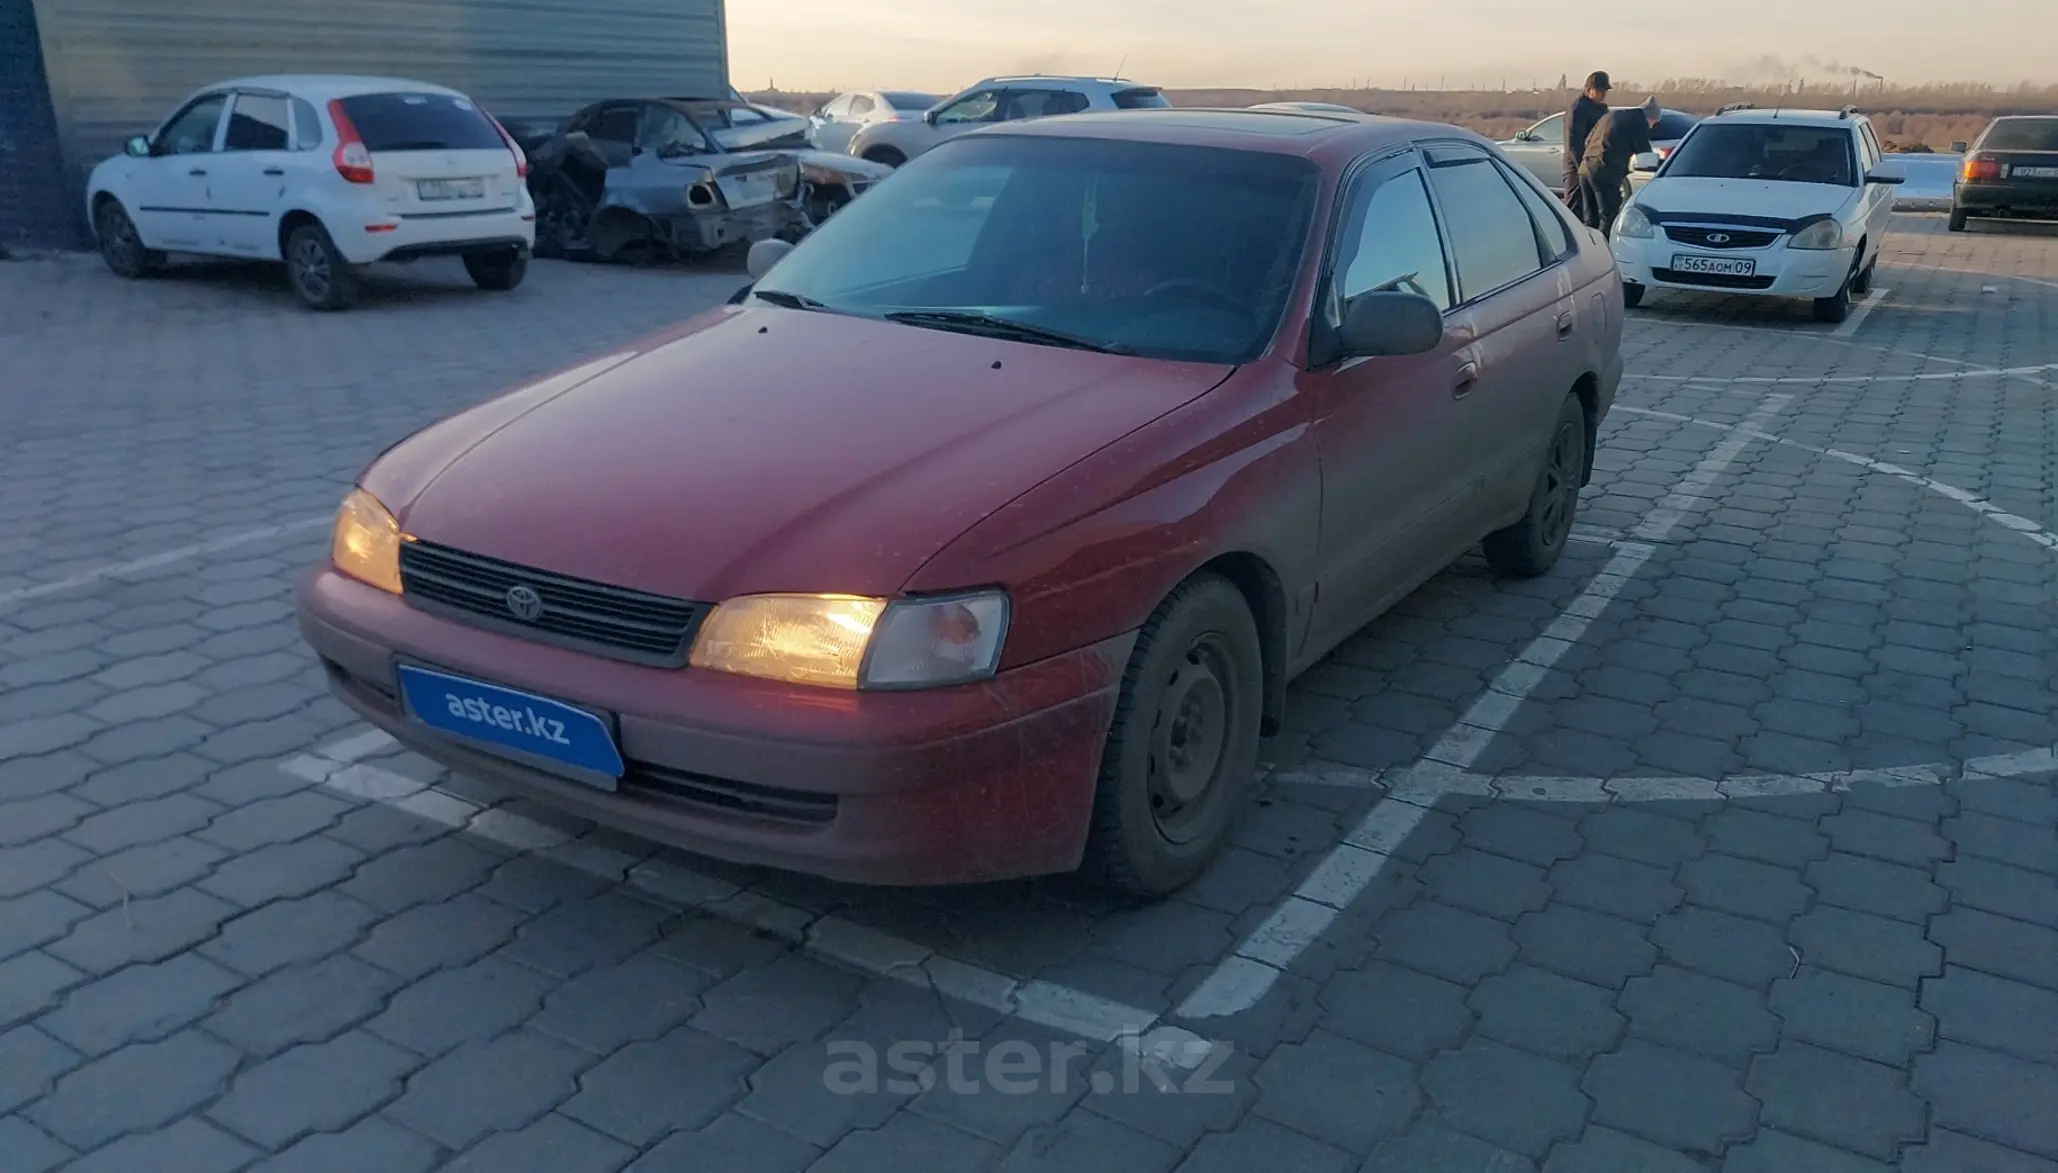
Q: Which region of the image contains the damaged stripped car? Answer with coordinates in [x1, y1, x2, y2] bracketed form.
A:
[522, 97, 889, 262]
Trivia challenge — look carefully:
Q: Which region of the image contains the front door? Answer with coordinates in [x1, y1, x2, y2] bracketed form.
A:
[207, 90, 296, 256]
[132, 92, 228, 249]
[1304, 150, 1478, 655]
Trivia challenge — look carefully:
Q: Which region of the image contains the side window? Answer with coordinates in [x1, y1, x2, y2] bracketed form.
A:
[1423, 148, 1548, 300]
[638, 105, 701, 156]
[1499, 159, 1574, 261]
[1002, 90, 1088, 120]
[818, 95, 852, 118]
[590, 105, 639, 145]
[290, 98, 323, 150]
[222, 92, 291, 152]
[1529, 113, 1564, 142]
[1332, 165, 1454, 315]
[848, 95, 876, 117]
[935, 89, 1000, 125]
[155, 93, 228, 155]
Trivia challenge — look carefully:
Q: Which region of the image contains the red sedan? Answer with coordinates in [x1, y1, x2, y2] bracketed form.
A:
[299, 107, 1624, 896]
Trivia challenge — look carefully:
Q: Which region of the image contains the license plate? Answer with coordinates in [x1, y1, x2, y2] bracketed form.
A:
[1672, 254, 1756, 277]
[2015, 166, 2058, 179]
[397, 665, 624, 784]
[418, 178, 485, 201]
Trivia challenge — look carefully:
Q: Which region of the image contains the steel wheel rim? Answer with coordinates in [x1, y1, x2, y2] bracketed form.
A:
[101, 208, 137, 267]
[292, 238, 330, 300]
[1538, 419, 1581, 547]
[1147, 633, 1233, 843]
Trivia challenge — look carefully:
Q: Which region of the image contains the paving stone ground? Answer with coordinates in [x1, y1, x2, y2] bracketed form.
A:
[3, 218, 2057, 1172]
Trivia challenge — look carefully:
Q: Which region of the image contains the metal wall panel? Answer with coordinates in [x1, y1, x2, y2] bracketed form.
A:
[31, 0, 728, 242]
[0, 0, 73, 249]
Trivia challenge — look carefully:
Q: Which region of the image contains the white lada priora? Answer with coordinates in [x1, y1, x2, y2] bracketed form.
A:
[1611, 106, 1903, 323]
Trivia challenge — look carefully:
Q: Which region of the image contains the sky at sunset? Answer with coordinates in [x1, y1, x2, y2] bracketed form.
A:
[726, 0, 2050, 95]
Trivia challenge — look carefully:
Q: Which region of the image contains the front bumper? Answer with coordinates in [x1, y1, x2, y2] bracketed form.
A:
[1613, 231, 1855, 300]
[298, 568, 1132, 887]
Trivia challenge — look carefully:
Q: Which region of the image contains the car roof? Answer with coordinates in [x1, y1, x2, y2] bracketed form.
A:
[971, 75, 1161, 92]
[207, 75, 469, 101]
[967, 106, 1480, 160]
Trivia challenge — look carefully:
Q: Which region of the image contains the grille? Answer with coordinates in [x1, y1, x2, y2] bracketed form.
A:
[399, 540, 707, 666]
[1652, 268, 1776, 290]
[1664, 226, 1780, 249]
[622, 763, 839, 826]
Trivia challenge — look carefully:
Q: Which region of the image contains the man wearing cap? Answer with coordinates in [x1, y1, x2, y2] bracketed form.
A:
[1578, 96, 1663, 235]
[1563, 72, 1612, 220]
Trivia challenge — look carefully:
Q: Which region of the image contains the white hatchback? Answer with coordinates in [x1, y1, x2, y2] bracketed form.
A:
[1610, 106, 1903, 323]
[86, 75, 536, 310]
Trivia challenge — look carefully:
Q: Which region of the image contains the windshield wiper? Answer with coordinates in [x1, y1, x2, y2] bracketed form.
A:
[751, 288, 830, 311]
[884, 310, 1131, 354]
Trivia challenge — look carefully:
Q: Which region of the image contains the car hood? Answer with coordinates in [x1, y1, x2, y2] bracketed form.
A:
[376, 308, 1235, 602]
[1635, 176, 1853, 221]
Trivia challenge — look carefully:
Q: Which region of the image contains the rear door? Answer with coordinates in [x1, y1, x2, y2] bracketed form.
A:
[208, 89, 297, 256]
[335, 90, 521, 223]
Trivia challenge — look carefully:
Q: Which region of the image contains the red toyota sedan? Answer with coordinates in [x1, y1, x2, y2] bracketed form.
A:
[299, 108, 1624, 896]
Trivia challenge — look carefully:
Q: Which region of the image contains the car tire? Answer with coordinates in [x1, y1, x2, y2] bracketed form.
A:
[95, 200, 165, 279]
[862, 146, 907, 168]
[1947, 207, 1968, 232]
[1482, 391, 1587, 578]
[1080, 573, 1264, 898]
[1813, 274, 1853, 324]
[285, 222, 360, 311]
[1621, 282, 1645, 309]
[1850, 257, 1874, 296]
[464, 248, 528, 292]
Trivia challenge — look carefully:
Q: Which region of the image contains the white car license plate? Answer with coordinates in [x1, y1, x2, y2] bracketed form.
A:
[2015, 165, 2058, 179]
[1672, 254, 1756, 277]
[418, 178, 485, 201]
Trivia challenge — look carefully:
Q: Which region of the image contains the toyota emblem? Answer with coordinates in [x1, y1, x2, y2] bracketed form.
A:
[505, 585, 543, 622]
[1706, 232, 1731, 244]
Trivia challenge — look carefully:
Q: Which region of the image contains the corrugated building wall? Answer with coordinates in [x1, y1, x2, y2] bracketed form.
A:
[0, 0, 73, 250]
[9, 0, 728, 247]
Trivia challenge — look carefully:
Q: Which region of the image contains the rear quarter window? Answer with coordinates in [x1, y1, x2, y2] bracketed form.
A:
[336, 92, 504, 152]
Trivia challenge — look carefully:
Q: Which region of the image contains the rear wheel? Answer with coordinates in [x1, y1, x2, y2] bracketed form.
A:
[1080, 574, 1264, 897]
[464, 248, 528, 291]
[1947, 207, 1969, 232]
[95, 200, 165, 279]
[285, 222, 359, 311]
[862, 146, 907, 168]
[1620, 282, 1645, 309]
[1483, 392, 1587, 578]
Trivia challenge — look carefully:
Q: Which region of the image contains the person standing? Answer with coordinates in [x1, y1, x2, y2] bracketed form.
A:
[1579, 96, 1662, 234]
[1563, 72, 1612, 221]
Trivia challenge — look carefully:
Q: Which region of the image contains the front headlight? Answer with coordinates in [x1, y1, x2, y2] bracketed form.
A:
[331, 488, 403, 594]
[689, 590, 1009, 690]
[1789, 218, 1843, 250]
[1616, 204, 1655, 239]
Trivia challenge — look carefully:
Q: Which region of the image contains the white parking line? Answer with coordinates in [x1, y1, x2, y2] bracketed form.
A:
[1176, 394, 1794, 1021]
[1831, 286, 1890, 338]
[278, 735, 1221, 1070]
[0, 515, 331, 612]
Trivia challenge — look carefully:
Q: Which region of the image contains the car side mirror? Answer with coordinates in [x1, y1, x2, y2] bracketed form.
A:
[924, 109, 940, 125]
[746, 238, 793, 280]
[1864, 170, 1905, 185]
[125, 135, 151, 158]
[1337, 291, 1444, 359]
[1950, 141, 1968, 154]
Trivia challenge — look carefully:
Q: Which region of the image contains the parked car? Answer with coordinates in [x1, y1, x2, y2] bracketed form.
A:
[845, 75, 1168, 167]
[298, 106, 1621, 896]
[1950, 115, 2058, 231]
[1611, 106, 1901, 322]
[808, 90, 942, 154]
[1499, 106, 1699, 195]
[86, 75, 534, 310]
[523, 97, 890, 262]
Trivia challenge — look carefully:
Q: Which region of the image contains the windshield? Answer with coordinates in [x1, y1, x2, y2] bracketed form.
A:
[336, 92, 504, 152]
[1982, 119, 2058, 151]
[755, 135, 1319, 365]
[884, 91, 938, 112]
[1664, 123, 1857, 185]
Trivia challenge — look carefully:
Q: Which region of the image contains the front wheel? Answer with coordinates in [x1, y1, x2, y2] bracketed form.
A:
[1080, 574, 1264, 897]
[464, 248, 528, 291]
[1812, 276, 1853, 324]
[95, 200, 165, 279]
[1621, 282, 1645, 309]
[1483, 392, 1587, 577]
[285, 222, 359, 311]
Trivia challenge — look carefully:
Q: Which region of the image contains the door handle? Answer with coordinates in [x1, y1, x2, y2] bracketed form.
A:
[1556, 312, 1576, 339]
[1453, 362, 1480, 398]
[263, 167, 285, 176]
[188, 167, 207, 176]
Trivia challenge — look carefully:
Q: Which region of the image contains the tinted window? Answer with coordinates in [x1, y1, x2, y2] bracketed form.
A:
[291, 98, 323, 150]
[157, 94, 227, 155]
[335, 92, 503, 152]
[589, 105, 639, 145]
[936, 90, 1000, 124]
[1500, 160, 1574, 259]
[223, 93, 290, 151]
[849, 95, 876, 116]
[1114, 88, 1171, 109]
[1667, 123, 1856, 185]
[884, 91, 938, 111]
[758, 136, 1320, 364]
[1982, 119, 2058, 151]
[1334, 167, 1452, 311]
[1006, 90, 1091, 119]
[1652, 112, 1698, 140]
[1425, 152, 1547, 299]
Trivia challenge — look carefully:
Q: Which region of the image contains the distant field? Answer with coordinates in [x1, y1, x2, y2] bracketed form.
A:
[746, 82, 2058, 154]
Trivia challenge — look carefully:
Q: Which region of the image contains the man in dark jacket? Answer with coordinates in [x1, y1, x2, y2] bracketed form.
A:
[1563, 72, 1611, 220]
[1579, 96, 1661, 234]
